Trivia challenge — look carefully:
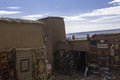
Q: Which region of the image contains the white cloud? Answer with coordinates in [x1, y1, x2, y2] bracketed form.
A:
[7, 6, 21, 9]
[109, 0, 120, 6]
[90, 15, 120, 23]
[64, 2, 120, 33]
[22, 3, 120, 22]
[0, 10, 21, 15]
[109, 0, 120, 4]
[63, 16, 86, 21]
[80, 5, 120, 23]
[81, 6, 120, 17]
[65, 20, 120, 33]
[63, 5, 120, 23]
[22, 14, 45, 20]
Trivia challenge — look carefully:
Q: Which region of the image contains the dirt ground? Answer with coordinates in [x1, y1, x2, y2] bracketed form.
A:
[48, 72, 103, 80]
[111, 68, 120, 80]
[48, 72, 84, 80]
[48, 67, 120, 80]
[48, 70, 120, 80]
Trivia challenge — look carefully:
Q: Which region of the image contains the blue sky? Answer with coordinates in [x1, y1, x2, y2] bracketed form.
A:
[0, 0, 120, 33]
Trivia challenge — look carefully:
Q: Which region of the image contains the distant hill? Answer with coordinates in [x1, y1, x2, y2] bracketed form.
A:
[67, 29, 120, 38]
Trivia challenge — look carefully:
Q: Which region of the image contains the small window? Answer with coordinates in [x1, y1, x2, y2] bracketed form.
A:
[20, 59, 30, 72]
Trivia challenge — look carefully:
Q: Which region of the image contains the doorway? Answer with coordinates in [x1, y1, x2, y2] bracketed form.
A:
[72, 51, 87, 73]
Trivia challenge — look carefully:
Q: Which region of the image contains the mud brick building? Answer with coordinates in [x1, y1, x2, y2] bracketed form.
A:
[0, 18, 44, 48]
[67, 33, 120, 72]
[0, 17, 67, 79]
[39, 17, 66, 66]
[0, 18, 46, 80]
[0, 16, 120, 79]
[91, 33, 120, 68]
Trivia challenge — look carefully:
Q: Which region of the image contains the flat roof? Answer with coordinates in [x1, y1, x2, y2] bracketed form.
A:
[38, 16, 63, 21]
[0, 17, 44, 24]
[93, 33, 120, 36]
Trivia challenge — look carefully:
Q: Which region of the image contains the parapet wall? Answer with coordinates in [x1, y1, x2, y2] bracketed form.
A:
[0, 20, 44, 48]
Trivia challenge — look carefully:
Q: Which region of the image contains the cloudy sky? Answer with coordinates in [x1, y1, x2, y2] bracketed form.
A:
[0, 0, 120, 33]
